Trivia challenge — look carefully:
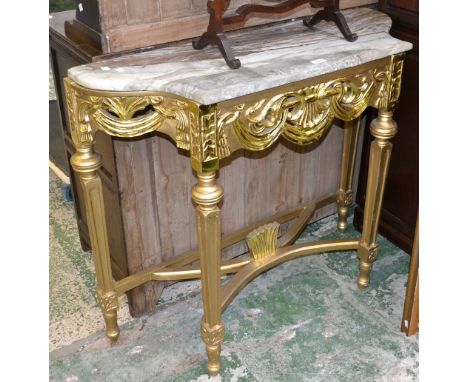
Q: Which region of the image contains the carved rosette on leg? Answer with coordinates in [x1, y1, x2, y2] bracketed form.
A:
[192, 172, 224, 376]
[337, 189, 353, 231]
[201, 322, 225, 375]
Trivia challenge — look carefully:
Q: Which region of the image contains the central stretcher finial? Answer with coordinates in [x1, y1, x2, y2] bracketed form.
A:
[246, 221, 280, 260]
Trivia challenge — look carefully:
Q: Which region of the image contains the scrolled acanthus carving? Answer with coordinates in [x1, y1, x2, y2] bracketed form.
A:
[372, 53, 405, 112]
[64, 79, 191, 149]
[338, 189, 354, 207]
[217, 70, 380, 153]
[98, 290, 119, 313]
[368, 244, 378, 262]
[201, 322, 225, 347]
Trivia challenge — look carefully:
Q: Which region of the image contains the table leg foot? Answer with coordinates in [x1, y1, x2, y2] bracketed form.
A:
[337, 214, 347, 231]
[357, 260, 373, 289]
[201, 322, 224, 376]
[337, 117, 361, 232]
[207, 345, 221, 375]
[98, 290, 120, 341]
[103, 310, 120, 341]
[337, 197, 351, 232]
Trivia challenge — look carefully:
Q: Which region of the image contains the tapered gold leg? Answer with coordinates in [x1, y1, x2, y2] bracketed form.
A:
[337, 117, 362, 231]
[70, 145, 120, 341]
[357, 110, 397, 289]
[192, 172, 224, 376]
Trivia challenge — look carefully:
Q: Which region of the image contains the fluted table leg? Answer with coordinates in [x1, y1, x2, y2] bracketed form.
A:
[192, 172, 224, 376]
[70, 145, 120, 341]
[357, 110, 397, 289]
[337, 117, 362, 231]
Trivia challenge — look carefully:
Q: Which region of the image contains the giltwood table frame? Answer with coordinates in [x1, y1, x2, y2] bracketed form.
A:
[64, 53, 404, 376]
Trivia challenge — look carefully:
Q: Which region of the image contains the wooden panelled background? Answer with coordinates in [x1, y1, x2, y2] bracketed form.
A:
[113, 125, 344, 314]
[90, 0, 377, 52]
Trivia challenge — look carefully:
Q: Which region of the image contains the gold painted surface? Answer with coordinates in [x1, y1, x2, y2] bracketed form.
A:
[152, 256, 252, 281]
[192, 172, 224, 376]
[189, 104, 221, 173]
[112, 193, 336, 294]
[354, 54, 404, 289]
[201, 322, 225, 376]
[246, 222, 280, 261]
[64, 78, 192, 149]
[221, 239, 360, 311]
[218, 70, 383, 158]
[63, 53, 406, 374]
[97, 290, 119, 313]
[337, 117, 362, 231]
[65, 56, 402, 173]
[357, 109, 399, 289]
[370, 54, 405, 112]
[69, 144, 120, 341]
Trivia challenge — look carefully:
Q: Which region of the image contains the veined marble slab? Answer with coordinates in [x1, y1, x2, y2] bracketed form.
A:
[68, 8, 412, 105]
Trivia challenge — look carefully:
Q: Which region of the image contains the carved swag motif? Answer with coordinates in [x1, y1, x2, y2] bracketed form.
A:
[65, 80, 190, 149]
[218, 69, 383, 154]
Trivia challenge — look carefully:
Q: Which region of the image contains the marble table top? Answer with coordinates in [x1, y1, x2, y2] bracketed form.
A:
[68, 8, 412, 105]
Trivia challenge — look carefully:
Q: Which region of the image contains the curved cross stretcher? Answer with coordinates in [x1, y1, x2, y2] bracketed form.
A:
[64, 49, 405, 376]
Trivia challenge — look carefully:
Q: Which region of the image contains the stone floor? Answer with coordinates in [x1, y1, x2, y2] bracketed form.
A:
[49, 170, 418, 381]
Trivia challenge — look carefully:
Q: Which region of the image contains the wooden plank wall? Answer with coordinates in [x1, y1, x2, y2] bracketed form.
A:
[98, 0, 377, 52]
[113, 123, 343, 313]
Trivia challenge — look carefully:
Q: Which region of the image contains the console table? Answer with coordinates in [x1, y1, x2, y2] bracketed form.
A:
[64, 8, 411, 376]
